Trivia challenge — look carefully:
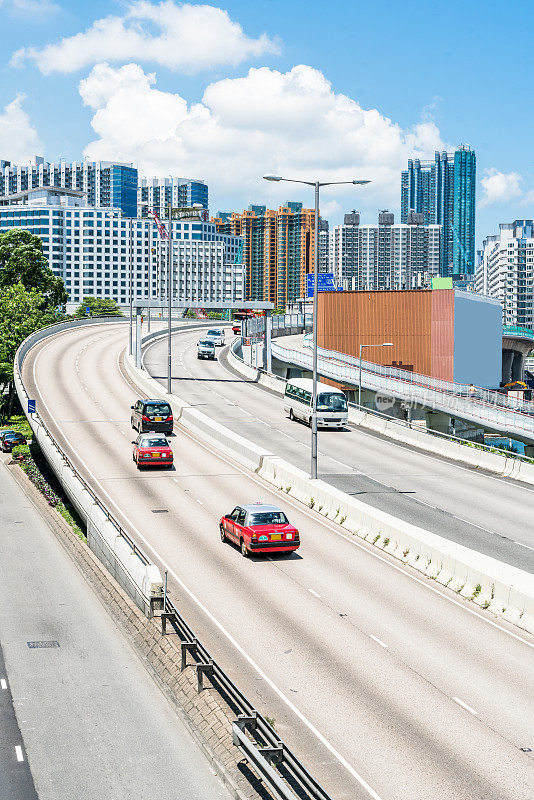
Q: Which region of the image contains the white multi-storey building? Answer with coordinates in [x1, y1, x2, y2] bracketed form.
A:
[330, 210, 441, 290]
[0, 155, 138, 217]
[0, 187, 243, 311]
[475, 219, 534, 328]
[138, 176, 208, 219]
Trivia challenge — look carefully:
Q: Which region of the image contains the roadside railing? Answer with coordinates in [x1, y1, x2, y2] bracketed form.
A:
[161, 596, 332, 800]
[271, 340, 534, 438]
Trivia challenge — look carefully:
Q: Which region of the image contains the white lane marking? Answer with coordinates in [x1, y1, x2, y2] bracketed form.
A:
[452, 697, 478, 715]
[514, 541, 534, 552]
[0, 678, 6, 689]
[369, 635, 388, 649]
[172, 478, 179, 483]
[196, 499, 204, 505]
[308, 588, 321, 598]
[35, 343, 385, 800]
[15, 746, 24, 762]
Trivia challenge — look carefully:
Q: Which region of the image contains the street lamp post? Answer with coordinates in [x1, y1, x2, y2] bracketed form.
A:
[166, 203, 173, 395]
[358, 342, 394, 408]
[263, 175, 370, 480]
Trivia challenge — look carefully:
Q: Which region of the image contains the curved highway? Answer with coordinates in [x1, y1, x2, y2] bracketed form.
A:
[143, 327, 534, 573]
[23, 322, 534, 800]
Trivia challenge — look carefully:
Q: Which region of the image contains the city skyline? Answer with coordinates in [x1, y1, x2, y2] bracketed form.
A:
[0, 0, 531, 252]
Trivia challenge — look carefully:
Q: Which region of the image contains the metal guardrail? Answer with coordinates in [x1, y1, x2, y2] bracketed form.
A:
[17, 317, 334, 800]
[271, 340, 534, 438]
[161, 597, 332, 800]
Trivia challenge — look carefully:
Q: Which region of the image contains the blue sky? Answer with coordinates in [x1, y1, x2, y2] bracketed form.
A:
[0, 0, 531, 247]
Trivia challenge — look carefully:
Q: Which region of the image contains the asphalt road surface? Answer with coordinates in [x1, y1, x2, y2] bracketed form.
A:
[142, 326, 534, 573]
[0, 453, 229, 800]
[23, 321, 534, 800]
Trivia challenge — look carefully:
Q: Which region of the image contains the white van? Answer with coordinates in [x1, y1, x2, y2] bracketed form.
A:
[206, 328, 225, 346]
[283, 378, 348, 429]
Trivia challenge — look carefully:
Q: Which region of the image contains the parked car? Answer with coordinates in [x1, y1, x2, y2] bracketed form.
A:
[205, 328, 225, 346]
[0, 430, 27, 452]
[197, 339, 216, 360]
[130, 399, 173, 434]
[132, 433, 173, 470]
[219, 502, 300, 557]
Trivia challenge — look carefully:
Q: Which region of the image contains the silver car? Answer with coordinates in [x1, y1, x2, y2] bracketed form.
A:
[197, 339, 216, 360]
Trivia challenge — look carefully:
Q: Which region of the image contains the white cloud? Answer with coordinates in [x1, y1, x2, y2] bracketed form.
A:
[479, 169, 523, 207]
[12, 1, 279, 74]
[80, 62, 446, 217]
[0, 94, 43, 162]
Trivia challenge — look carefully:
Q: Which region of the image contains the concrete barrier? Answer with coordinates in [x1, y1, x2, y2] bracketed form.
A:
[14, 321, 164, 618]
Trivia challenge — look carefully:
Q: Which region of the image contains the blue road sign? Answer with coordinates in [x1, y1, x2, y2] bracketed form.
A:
[306, 272, 338, 297]
[28, 399, 36, 414]
[86, 307, 91, 315]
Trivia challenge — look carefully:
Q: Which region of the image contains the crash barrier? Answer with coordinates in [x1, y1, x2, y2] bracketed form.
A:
[14, 318, 163, 618]
[131, 330, 534, 636]
[228, 341, 534, 487]
[161, 596, 332, 800]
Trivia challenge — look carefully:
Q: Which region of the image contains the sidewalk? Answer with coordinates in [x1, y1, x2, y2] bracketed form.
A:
[0, 456, 229, 800]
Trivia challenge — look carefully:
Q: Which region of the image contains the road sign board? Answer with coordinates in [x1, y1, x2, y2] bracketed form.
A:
[306, 272, 337, 297]
[28, 399, 36, 414]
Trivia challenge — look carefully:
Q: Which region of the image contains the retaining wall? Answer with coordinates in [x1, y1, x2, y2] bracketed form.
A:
[14, 318, 163, 618]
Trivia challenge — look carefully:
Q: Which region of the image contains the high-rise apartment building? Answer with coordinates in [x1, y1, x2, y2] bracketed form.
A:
[318, 219, 330, 273]
[475, 219, 534, 328]
[138, 176, 208, 218]
[0, 156, 138, 217]
[330, 210, 441, 290]
[213, 202, 317, 307]
[0, 187, 242, 310]
[401, 145, 476, 278]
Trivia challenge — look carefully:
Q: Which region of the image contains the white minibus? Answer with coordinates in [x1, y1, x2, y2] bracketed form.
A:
[283, 378, 348, 429]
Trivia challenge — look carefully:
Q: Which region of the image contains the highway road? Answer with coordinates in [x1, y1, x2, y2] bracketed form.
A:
[0, 452, 230, 800]
[22, 321, 534, 800]
[143, 326, 534, 573]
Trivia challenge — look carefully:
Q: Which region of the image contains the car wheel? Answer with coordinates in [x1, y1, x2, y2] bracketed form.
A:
[308, 417, 312, 427]
[289, 409, 294, 421]
[240, 539, 248, 558]
[220, 525, 226, 543]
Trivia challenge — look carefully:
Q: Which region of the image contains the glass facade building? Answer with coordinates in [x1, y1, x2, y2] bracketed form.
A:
[138, 176, 209, 219]
[401, 145, 476, 278]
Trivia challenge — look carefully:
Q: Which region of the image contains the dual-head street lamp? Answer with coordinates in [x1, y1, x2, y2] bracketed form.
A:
[263, 175, 371, 480]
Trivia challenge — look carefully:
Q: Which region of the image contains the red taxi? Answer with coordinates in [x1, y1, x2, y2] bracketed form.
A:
[133, 433, 173, 470]
[220, 503, 300, 557]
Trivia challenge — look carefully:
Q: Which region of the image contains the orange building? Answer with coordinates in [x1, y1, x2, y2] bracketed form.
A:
[213, 202, 316, 308]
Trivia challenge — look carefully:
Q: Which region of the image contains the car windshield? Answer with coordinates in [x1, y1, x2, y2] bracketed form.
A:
[140, 436, 168, 447]
[249, 511, 289, 526]
[207, 330, 221, 336]
[316, 392, 348, 412]
[199, 340, 214, 347]
[144, 403, 170, 415]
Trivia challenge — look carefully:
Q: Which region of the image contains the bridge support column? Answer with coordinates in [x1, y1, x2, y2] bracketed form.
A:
[425, 410, 452, 435]
[502, 350, 513, 385]
[511, 351, 524, 382]
[265, 311, 272, 374]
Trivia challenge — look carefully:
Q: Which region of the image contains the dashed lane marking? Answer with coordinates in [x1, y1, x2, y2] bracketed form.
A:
[452, 697, 478, 715]
[0, 678, 6, 689]
[15, 746, 24, 762]
[369, 635, 388, 649]
[308, 588, 321, 598]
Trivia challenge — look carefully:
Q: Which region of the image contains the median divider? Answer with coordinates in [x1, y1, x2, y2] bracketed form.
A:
[126, 331, 534, 637]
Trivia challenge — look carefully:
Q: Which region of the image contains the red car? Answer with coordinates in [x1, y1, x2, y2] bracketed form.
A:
[220, 503, 300, 557]
[132, 433, 173, 469]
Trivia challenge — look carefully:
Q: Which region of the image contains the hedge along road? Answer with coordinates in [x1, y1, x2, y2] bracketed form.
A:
[142, 326, 534, 573]
[23, 321, 534, 800]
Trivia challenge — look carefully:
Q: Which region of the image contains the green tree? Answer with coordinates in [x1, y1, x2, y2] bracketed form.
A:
[0, 283, 44, 419]
[74, 296, 123, 318]
[0, 229, 68, 309]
